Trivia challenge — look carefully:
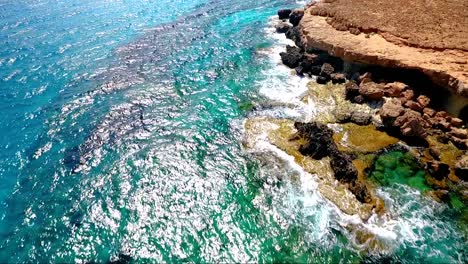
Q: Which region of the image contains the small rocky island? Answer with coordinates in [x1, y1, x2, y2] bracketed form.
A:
[246, 0, 468, 243]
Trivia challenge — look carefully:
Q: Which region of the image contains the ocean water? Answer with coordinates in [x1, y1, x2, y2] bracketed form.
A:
[0, 0, 466, 263]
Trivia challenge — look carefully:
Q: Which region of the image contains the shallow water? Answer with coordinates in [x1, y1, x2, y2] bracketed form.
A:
[0, 0, 466, 262]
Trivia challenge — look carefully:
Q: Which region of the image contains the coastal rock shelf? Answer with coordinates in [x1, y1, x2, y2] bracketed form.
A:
[270, 3, 468, 224]
[299, 0, 468, 97]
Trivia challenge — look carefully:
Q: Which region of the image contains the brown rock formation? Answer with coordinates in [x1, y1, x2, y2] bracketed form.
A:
[299, 0, 468, 97]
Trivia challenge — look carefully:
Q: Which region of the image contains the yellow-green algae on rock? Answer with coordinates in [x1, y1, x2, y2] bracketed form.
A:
[333, 123, 399, 154]
[243, 117, 374, 220]
[301, 81, 378, 124]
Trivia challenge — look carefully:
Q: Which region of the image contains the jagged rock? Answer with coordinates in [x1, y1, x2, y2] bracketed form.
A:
[451, 118, 464, 127]
[359, 72, 372, 84]
[380, 99, 405, 120]
[404, 100, 423, 111]
[435, 111, 449, 118]
[423, 107, 436, 117]
[400, 89, 415, 101]
[427, 161, 450, 181]
[295, 66, 305, 76]
[278, 9, 292, 19]
[383, 82, 407, 97]
[353, 95, 365, 104]
[316, 76, 328, 84]
[450, 127, 468, 139]
[280, 45, 303, 68]
[294, 122, 335, 159]
[455, 155, 468, 181]
[289, 9, 304, 27]
[416, 95, 431, 108]
[345, 81, 360, 100]
[349, 181, 372, 203]
[394, 109, 427, 138]
[275, 22, 292, 33]
[331, 73, 346, 84]
[330, 152, 358, 183]
[350, 111, 371, 125]
[359, 82, 384, 101]
[320, 63, 335, 78]
[285, 26, 301, 44]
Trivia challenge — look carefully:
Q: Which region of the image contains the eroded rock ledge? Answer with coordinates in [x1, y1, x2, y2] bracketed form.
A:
[299, 0, 468, 97]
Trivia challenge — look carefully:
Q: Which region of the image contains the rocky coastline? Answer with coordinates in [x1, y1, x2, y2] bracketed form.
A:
[247, 0, 468, 224]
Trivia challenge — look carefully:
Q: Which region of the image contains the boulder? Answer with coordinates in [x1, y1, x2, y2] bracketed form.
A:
[320, 63, 335, 78]
[380, 99, 405, 121]
[278, 9, 292, 19]
[423, 107, 436, 117]
[416, 95, 431, 108]
[280, 45, 303, 68]
[383, 82, 407, 97]
[294, 122, 335, 159]
[359, 82, 384, 101]
[350, 111, 372, 125]
[289, 9, 305, 27]
[331, 73, 346, 84]
[451, 118, 464, 127]
[316, 76, 328, 84]
[345, 81, 360, 100]
[394, 109, 428, 138]
[404, 100, 423, 111]
[450, 127, 468, 139]
[400, 89, 415, 102]
[455, 155, 468, 181]
[330, 152, 358, 183]
[275, 22, 292, 33]
[427, 161, 450, 181]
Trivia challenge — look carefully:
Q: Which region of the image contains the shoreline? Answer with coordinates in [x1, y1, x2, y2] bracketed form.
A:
[243, 1, 467, 255]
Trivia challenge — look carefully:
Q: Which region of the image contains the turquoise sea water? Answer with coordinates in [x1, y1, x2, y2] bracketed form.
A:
[0, 0, 466, 262]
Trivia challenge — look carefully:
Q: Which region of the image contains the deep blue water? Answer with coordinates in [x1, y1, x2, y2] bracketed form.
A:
[0, 0, 466, 263]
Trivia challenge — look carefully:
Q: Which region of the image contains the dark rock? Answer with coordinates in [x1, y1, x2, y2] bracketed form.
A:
[353, 95, 365, 104]
[278, 9, 292, 19]
[309, 65, 322, 76]
[320, 63, 335, 78]
[349, 181, 372, 203]
[427, 161, 450, 181]
[280, 45, 303, 68]
[316, 76, 328, 84]
[294, 122, 335, 159]
[359, 82, 384, 101]
[295, 66, 305, 76]
[455, 155, 468, 181]
[285, 26, 301, 44]
[345, 81, 360, 100]
[275, 22, 291, 33]
[330, 152, 358, 183]
[331, 73, 346, 84]
[289, 9, 305, 27]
